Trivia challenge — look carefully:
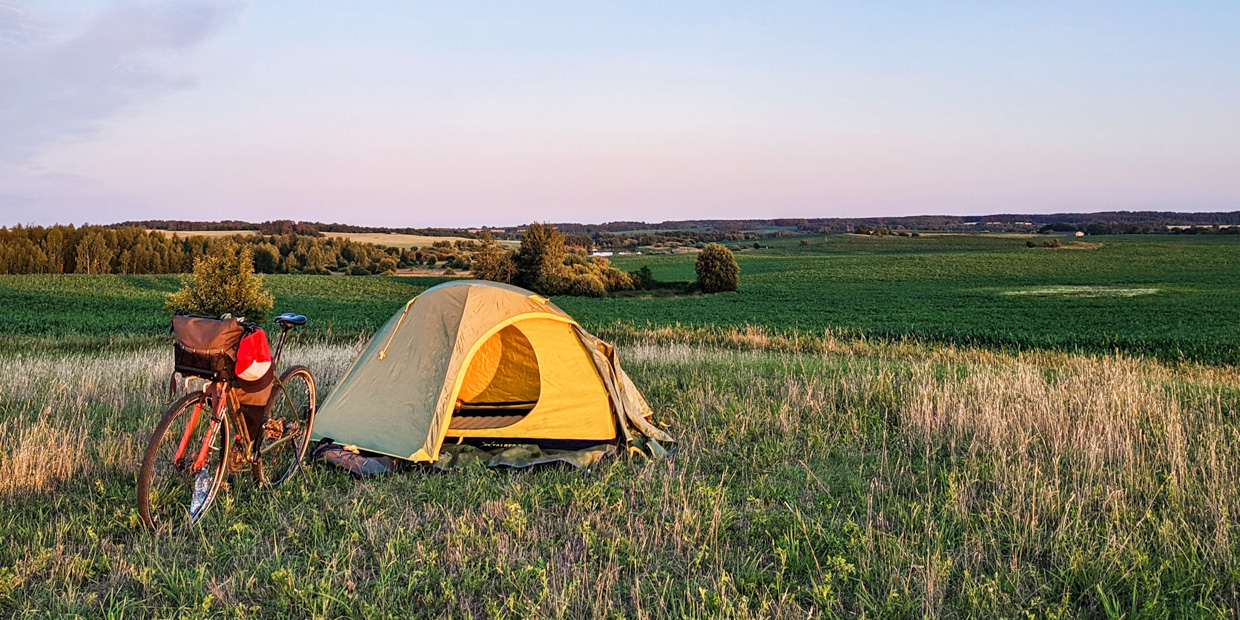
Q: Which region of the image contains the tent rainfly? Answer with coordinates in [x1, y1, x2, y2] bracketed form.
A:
[311, 280, 674, 464]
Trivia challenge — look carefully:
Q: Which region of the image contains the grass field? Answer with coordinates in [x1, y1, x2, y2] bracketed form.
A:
[4, 233, 1238, 364]
[1, 233, 1238, 617]
[1, 336, 1237, 617]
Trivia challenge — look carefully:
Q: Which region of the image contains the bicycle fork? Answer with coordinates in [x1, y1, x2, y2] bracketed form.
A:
[172, 387, 228, 474]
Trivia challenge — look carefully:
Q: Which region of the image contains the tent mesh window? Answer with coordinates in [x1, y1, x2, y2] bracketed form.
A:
[449, 325, 539, 430]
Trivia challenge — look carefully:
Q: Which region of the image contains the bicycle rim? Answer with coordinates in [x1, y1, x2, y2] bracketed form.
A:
[262, 365, 317, 486]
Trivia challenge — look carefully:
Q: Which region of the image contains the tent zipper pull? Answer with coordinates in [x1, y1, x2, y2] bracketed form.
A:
[378, 297, 418, 360]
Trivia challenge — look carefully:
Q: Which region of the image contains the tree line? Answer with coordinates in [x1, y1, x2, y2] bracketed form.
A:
[1, 222, 742, 297]
[0, 225, 482, 276]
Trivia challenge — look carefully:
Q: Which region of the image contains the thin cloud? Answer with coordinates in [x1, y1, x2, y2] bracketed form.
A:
[0, 0, 247, 164]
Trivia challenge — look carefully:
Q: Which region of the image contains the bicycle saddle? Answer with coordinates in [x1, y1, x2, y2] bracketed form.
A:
[274, 313, 307, 326]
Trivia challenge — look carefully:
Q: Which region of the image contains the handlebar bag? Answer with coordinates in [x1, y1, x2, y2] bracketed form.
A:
[172, 315, 244, 380]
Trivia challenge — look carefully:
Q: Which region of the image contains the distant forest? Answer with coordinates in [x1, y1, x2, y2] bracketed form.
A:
[2, 211, 1237, 276]
[115, 210, 1240, 239]
[0, 225, 482, 276]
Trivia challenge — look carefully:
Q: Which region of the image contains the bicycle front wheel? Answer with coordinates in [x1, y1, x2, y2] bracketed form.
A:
[260, 365, 317, 486]
[137, 391, 231, 533]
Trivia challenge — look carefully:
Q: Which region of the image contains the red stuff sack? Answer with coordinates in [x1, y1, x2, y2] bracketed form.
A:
[236, 329, 272, 382]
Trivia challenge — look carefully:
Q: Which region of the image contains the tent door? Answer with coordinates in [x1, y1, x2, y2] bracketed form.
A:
[449, 325, 541, 431]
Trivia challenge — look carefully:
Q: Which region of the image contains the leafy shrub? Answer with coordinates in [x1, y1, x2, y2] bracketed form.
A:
[166, 241, 274, 320]
[563, 272, 606, 297]
[631, 266, 656, 290]
[696, 244, 740, 293]
[590, 258, 634, 292]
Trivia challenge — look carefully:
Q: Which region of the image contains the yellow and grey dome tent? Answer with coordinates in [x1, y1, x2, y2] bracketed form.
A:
[311, 280, 674, 465]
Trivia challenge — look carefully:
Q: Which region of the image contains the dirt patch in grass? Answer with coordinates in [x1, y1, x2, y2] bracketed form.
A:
[1001, 285, 1158, 298]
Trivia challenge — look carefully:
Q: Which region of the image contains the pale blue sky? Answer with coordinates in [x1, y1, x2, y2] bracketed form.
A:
[2, 1, 1237, 227]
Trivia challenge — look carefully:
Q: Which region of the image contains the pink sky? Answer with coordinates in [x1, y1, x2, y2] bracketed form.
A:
[3, 1, 1238, 227]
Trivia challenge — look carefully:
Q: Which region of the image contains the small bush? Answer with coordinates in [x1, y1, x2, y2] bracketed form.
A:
[563, 273, 606, 297]
[166, 241, 273, 320]
[1026, 240, 1037, 248]
[696, 244, 740, 293]
[630, 266, 656, 290]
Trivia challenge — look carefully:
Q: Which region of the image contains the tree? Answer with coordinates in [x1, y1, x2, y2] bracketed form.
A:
[74, 231, 114, 274]
[515, 223, 566, 291]
[695, 244, 739, 293]
[252, 243, 281, 273]
[472, 231, 516, 284]
[167, 241, 274, 320]
[43, 228, 65, 273]
[305, 247, 326, 273]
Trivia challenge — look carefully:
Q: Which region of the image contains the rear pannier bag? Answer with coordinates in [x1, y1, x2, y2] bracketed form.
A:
[233, 328, 276, 440]
[172, 315, 245, 380]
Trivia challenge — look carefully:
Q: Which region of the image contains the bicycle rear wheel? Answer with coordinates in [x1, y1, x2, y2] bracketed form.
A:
[137, 391, 231, 532]
[258, 365, 317, 486]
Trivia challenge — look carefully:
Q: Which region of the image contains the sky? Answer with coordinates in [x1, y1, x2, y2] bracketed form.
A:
[1, 1, 1238, 228]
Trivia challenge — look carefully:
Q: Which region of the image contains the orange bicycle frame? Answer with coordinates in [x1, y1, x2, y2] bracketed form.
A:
[169, 383, 230, 472]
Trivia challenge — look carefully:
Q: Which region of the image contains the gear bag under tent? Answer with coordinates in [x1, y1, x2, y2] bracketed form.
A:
[311, 281, 674, 467]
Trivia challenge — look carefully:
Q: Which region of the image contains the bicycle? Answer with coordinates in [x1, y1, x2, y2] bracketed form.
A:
[137, 313, 317, 533]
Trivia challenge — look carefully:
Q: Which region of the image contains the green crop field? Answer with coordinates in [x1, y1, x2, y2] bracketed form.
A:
[3, 234, 1238, 363]
[570, 233, 1240, 365]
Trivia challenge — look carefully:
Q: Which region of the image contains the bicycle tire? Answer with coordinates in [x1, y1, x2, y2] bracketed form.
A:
[260, 365, 317, 486]
[137, 390, 232, 532]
